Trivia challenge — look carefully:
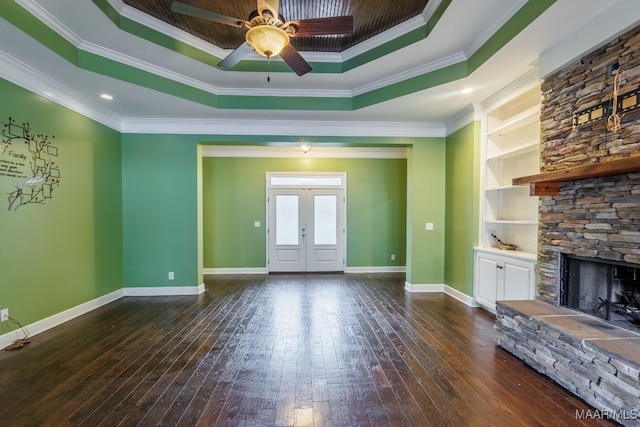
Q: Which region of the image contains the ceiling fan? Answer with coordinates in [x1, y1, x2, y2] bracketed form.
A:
[170, 0, 354, 76]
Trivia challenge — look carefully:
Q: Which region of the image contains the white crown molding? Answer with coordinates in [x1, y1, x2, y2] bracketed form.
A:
[445, 103, 477, 136]
[17, 0, 83, 47]
[538, 0, 640, 78]
[341, 15, 427, 60]
[120, 117, 446, 137]
[0, 51, 122, 130]
[352, 52, 467, 96]
[480, 68, 539, 111]
[201, 146, 409, 159]
[463, 0, 528, 58]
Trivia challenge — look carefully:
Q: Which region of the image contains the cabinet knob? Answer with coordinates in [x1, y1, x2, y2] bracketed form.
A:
[497, 265, 504, 269]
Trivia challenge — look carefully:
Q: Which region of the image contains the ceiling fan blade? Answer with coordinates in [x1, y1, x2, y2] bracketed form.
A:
[171, 2, 248, 28]
[257, 0, 279, 17]
[279, 44, 312, 76]
[285, 16, 354, 37]
[218, 42, 254, 69]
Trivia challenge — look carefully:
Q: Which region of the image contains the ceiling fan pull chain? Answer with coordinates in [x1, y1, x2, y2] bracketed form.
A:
[267, 55, 271, 82]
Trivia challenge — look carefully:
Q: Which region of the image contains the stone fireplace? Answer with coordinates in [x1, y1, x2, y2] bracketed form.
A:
[562, 254, 640, 334]
[495, 23, 640, 424]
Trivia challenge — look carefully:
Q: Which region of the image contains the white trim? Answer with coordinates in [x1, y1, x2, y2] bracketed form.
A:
[0, 288, 124, 350]
[0, 52, 122, 131]
[120, 118, 445, 137]
[352, 52, 467, 97]
[445, 103, 478, 136]
[204, 268, 268, 275]
[404, 282, 479, 307]
[124, 284, 205, 296]
[201, 146, 408, 159]
[405, 282, 444, 292]
[463, 0, 528, 58]
[538, 0, 640, 79]
[480, 69, 539, 112]
[346, 266, 406, 273]
[443, 285, 479, 307]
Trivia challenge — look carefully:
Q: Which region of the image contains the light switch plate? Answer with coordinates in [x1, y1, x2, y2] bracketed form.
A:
[425, 222, 434, 231]
[254, 221, 261, 228]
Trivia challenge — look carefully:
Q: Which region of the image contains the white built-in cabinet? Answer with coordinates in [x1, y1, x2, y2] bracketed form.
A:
[474, 249, 536, 313]
[474, 84, 540, 313]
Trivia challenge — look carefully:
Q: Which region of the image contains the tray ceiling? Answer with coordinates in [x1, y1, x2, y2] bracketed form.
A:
[123, 0, 429, 52]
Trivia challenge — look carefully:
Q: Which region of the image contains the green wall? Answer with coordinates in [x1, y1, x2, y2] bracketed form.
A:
[406, 139, 447, 285]
[0, 78, 123, 331]
[121, 134, 201, 288]
[202, 157, 407, 269]
[444, 122, 481, 296]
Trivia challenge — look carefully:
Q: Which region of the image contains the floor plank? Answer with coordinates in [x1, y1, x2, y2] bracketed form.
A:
[0, 273, 615, 426]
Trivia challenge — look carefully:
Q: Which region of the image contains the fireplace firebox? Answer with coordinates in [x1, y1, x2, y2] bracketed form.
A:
[561, 254, 640, 333]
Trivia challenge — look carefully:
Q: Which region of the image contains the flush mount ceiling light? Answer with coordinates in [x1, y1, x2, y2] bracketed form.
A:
[461, 87, 473, 95]
[100, 93, 113, 100]
[171, 0, 353, 76]
[300, 144, 312, 154]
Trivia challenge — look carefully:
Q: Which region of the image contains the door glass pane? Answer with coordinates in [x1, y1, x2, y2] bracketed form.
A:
[276, 195, 299, 245]
[270, 176, 342, 186]
[314, 195, 337, 245]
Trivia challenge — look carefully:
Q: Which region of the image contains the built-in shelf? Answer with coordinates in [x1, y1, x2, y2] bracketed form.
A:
[486, 141, 539, 161]
[487, 105, 540, 137]
[485, 220, 538, 225]
[485, 185, 530, 192]
[513, 155, 640, 195]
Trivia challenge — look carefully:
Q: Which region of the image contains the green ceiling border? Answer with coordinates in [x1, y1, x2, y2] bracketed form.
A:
[1, 0, 556, 112]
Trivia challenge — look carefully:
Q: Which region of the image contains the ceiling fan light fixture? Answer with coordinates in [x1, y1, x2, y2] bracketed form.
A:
[246, 25, 289, 57]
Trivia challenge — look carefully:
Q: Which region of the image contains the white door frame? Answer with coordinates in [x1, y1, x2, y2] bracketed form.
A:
[266, 172, 347, 272]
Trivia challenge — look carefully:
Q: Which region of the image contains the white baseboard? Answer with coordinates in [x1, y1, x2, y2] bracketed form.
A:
[0, 283, 206, 350]
[205, 267, 406, 275]
[204, 268, 268, 275]
[345, 266, 406, 273]
[404, 282, 444, 292]
[124, 284, 205, 296]
[0, 288, 124, 350]
[404, 281, 478, 307]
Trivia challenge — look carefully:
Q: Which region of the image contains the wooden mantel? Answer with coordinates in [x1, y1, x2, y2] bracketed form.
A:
[512, 156, 640, 196]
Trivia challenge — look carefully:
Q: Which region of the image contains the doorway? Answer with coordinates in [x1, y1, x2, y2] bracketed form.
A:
[267, 173, 346, 272]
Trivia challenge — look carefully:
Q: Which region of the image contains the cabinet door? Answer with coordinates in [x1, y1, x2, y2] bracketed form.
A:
[475, 253, 500, 308]
[502, 258, 535, 300]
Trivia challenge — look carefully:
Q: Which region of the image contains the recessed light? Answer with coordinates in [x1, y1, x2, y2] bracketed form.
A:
[461, 87, 473, 95]
[100, 93, 113, 100]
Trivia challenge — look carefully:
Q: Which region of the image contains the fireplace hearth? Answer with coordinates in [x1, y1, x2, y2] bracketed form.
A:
[561, 254, 640, 334]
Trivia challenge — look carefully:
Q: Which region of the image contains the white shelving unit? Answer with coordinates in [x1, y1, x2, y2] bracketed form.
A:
[474, 84, 541, 312]
[481, 85, 541, 256]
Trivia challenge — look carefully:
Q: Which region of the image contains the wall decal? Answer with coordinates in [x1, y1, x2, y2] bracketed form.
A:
[0, 117, 60, 211]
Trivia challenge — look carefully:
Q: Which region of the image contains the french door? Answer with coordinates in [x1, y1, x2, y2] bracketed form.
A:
[267, 174, 345, 272]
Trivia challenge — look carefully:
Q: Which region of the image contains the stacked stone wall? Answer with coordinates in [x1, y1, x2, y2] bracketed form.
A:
[538, 25, 640, 304]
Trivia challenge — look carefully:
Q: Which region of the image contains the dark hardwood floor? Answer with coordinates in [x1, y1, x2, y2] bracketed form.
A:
[0, 273, 614, 426]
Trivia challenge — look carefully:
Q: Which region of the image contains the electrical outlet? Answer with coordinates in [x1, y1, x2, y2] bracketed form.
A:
[1, 308, 8, 322]
[391, 254, 396, 261]
[168, 272, 174, 280]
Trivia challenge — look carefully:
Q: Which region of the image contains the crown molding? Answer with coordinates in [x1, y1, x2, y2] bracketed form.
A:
[352, 52, 467, 96]
[16, 0, 83, 47]
[201, 145, 409, 159]
[0, 50, 122, 130]
[463, 0, 528, 58]
[120, 117, 446, 137]
[480, 68, 539, 111]
[538, 0, 640, 78]
[445, 103, 477, 136]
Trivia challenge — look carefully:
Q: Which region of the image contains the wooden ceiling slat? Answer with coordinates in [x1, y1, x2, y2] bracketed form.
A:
[123, 0, 429, 52]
